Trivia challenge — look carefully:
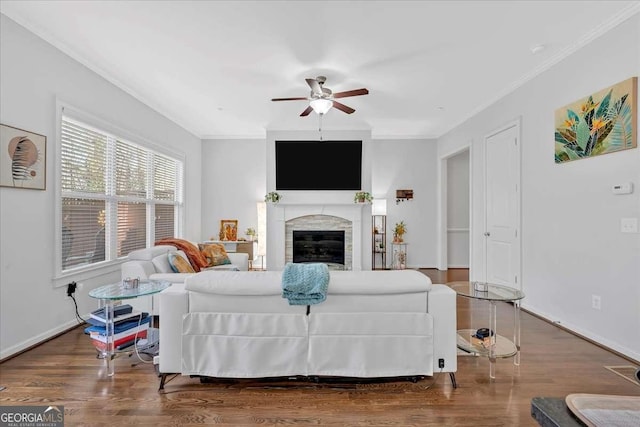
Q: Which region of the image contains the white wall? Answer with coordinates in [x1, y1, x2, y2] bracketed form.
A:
[0, 15, 202, 359]
[201, 139, 267, 241]
[371, 139, 439, 269]
[447, 149, 470, 267]
[438, 15, 640, 361]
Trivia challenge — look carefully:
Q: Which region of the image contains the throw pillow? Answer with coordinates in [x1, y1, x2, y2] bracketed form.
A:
[168, 252, 195, 273]
[155, 238, 209, 271]
[199, 243, 232, 267]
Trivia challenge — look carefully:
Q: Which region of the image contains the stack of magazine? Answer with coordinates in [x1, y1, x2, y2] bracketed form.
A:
[84, 304, 150, 351]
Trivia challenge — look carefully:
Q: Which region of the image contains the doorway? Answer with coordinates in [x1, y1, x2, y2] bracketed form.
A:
[437, 144, 472, 274]
[447, 149, 470, 269]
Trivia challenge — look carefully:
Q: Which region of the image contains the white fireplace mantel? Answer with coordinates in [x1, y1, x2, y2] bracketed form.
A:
[266, 202, 370, 271]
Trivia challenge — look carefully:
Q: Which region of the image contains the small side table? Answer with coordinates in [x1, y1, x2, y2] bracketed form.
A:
[448, 281, 525, 379]
[391, 242, 407, 269]
[89, 280, 170, 377]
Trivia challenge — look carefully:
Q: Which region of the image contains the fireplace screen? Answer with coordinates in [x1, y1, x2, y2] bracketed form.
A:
[292, 230, 345, 265]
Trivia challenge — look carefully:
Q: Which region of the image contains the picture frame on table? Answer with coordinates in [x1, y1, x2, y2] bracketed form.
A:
[219, 219, 238, 241]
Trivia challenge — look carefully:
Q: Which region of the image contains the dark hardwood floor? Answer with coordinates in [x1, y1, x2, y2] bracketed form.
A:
[1, 268, 638, 426]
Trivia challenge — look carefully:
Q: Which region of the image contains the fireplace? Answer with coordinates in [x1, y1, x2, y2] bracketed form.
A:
[293, 230, 345, 265]
[268, 205, 365, 271]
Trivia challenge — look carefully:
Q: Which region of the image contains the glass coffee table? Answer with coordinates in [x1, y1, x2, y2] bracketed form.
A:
[89, 280, 170, 377]
[448, 281, 525, 379]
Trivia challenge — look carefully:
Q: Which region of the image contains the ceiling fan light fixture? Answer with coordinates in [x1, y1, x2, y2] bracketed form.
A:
[310, 98, 333, 115]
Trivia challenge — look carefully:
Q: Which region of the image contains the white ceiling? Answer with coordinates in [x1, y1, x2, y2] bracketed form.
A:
[2, 1, 639, 139]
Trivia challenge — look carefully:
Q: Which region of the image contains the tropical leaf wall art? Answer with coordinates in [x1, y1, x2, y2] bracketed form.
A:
[554, 77, 637, 163]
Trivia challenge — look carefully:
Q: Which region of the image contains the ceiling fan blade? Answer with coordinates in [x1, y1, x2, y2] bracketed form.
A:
[305, 78, 322, 94]
[333, 88, 369, 99]
[332, 101, 355, 114]
[271, 97, 308, 101]
[300, 106, 313, 117]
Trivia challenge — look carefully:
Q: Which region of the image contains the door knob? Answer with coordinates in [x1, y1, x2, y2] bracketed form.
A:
[484, 232, 491, 237]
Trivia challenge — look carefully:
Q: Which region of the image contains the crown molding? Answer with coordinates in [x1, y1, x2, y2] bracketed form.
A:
[436, 2, 640, 138]
[371, 134, 438, 141]
[5, 2, 638, 142]
[1, 12, 202, 140]
[201, 134, 266, 140]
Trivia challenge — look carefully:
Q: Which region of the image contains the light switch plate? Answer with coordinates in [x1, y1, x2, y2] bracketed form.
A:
[621, 217, 638, 233]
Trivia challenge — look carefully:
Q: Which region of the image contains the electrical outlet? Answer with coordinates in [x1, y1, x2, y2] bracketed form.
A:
[438, 358, 445, 369]
[621, 218, 638, 233]
[591, 295, 601, 310]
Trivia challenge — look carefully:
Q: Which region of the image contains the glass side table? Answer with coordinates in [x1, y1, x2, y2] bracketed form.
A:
[391, 242, 407, 269]
[89, 280, 170, 377]
[447, 281, 525, 379]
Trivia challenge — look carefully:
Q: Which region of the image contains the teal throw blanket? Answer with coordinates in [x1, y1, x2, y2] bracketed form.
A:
[281, 262, 330, 305]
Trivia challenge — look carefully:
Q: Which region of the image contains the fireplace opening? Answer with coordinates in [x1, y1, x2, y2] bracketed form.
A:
[293, 230, 345, 265]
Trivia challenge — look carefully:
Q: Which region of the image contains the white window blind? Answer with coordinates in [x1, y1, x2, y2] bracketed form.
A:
[117, 202, 146, 257]
[115, 140, 147, 198]
[60, 115, 183, 272]
[154, 204, 175, 242]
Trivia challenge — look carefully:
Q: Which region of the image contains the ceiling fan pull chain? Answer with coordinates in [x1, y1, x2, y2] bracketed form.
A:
[318, 113, 323, 141]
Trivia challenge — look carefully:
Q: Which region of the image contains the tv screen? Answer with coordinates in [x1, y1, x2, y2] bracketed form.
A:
[275, 140, 362, 190]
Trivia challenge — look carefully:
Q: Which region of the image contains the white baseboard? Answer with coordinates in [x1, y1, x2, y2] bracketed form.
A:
[523, 303, 640, 363]
[0, 316, 88, 361]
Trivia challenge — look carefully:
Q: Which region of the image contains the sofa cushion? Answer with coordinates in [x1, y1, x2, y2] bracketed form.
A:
[199, 243, 232, 267]
[185, 270, 431, 296]
[203, 264, 240, 271]
[186, 271, 283, 296]
[127, 245, 175, 261]
[327, 270, 431, 294]
[168, 253, 196, 273]
[152, 249, 186, 273]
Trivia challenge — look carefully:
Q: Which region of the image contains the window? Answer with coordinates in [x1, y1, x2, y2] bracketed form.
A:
[60, 115, 183, 272]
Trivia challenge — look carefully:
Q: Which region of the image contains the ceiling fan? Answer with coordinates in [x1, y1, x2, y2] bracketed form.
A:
[271, 76, 369, 116]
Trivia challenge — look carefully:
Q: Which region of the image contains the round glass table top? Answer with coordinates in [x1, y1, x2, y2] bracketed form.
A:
[88, 280, 171, 300]
[447, 281, 525, 301]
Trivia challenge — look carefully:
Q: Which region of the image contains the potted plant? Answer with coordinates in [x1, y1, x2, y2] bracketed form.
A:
[354, 191, 373, 203]
[265, 191, 281, 204]
[393, 221, 407, 243]
[245, 227, 256, 241]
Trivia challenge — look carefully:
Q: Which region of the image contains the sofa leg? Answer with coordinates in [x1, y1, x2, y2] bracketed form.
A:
[158, 373, 176, 391]
[449, 372, 458, 389]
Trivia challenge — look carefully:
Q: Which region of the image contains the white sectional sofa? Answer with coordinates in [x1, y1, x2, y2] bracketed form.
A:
[158, 269, 458, 389]
[121, 245, 249, 283]
[120, 245, 249, 314]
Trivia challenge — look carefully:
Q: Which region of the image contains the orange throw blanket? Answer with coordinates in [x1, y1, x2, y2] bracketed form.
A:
[155, 238, 208, 272]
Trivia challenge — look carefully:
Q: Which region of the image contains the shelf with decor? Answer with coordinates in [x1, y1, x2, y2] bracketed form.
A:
[372, 215, 387, 270]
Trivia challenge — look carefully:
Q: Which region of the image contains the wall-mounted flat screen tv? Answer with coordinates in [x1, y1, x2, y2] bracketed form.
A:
[275, 140, 362, 190]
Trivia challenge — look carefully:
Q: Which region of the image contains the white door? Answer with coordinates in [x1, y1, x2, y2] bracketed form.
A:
[485, 123, 520, 289]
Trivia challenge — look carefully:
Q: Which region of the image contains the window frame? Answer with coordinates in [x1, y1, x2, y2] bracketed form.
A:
[54, 102, 185, 286]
